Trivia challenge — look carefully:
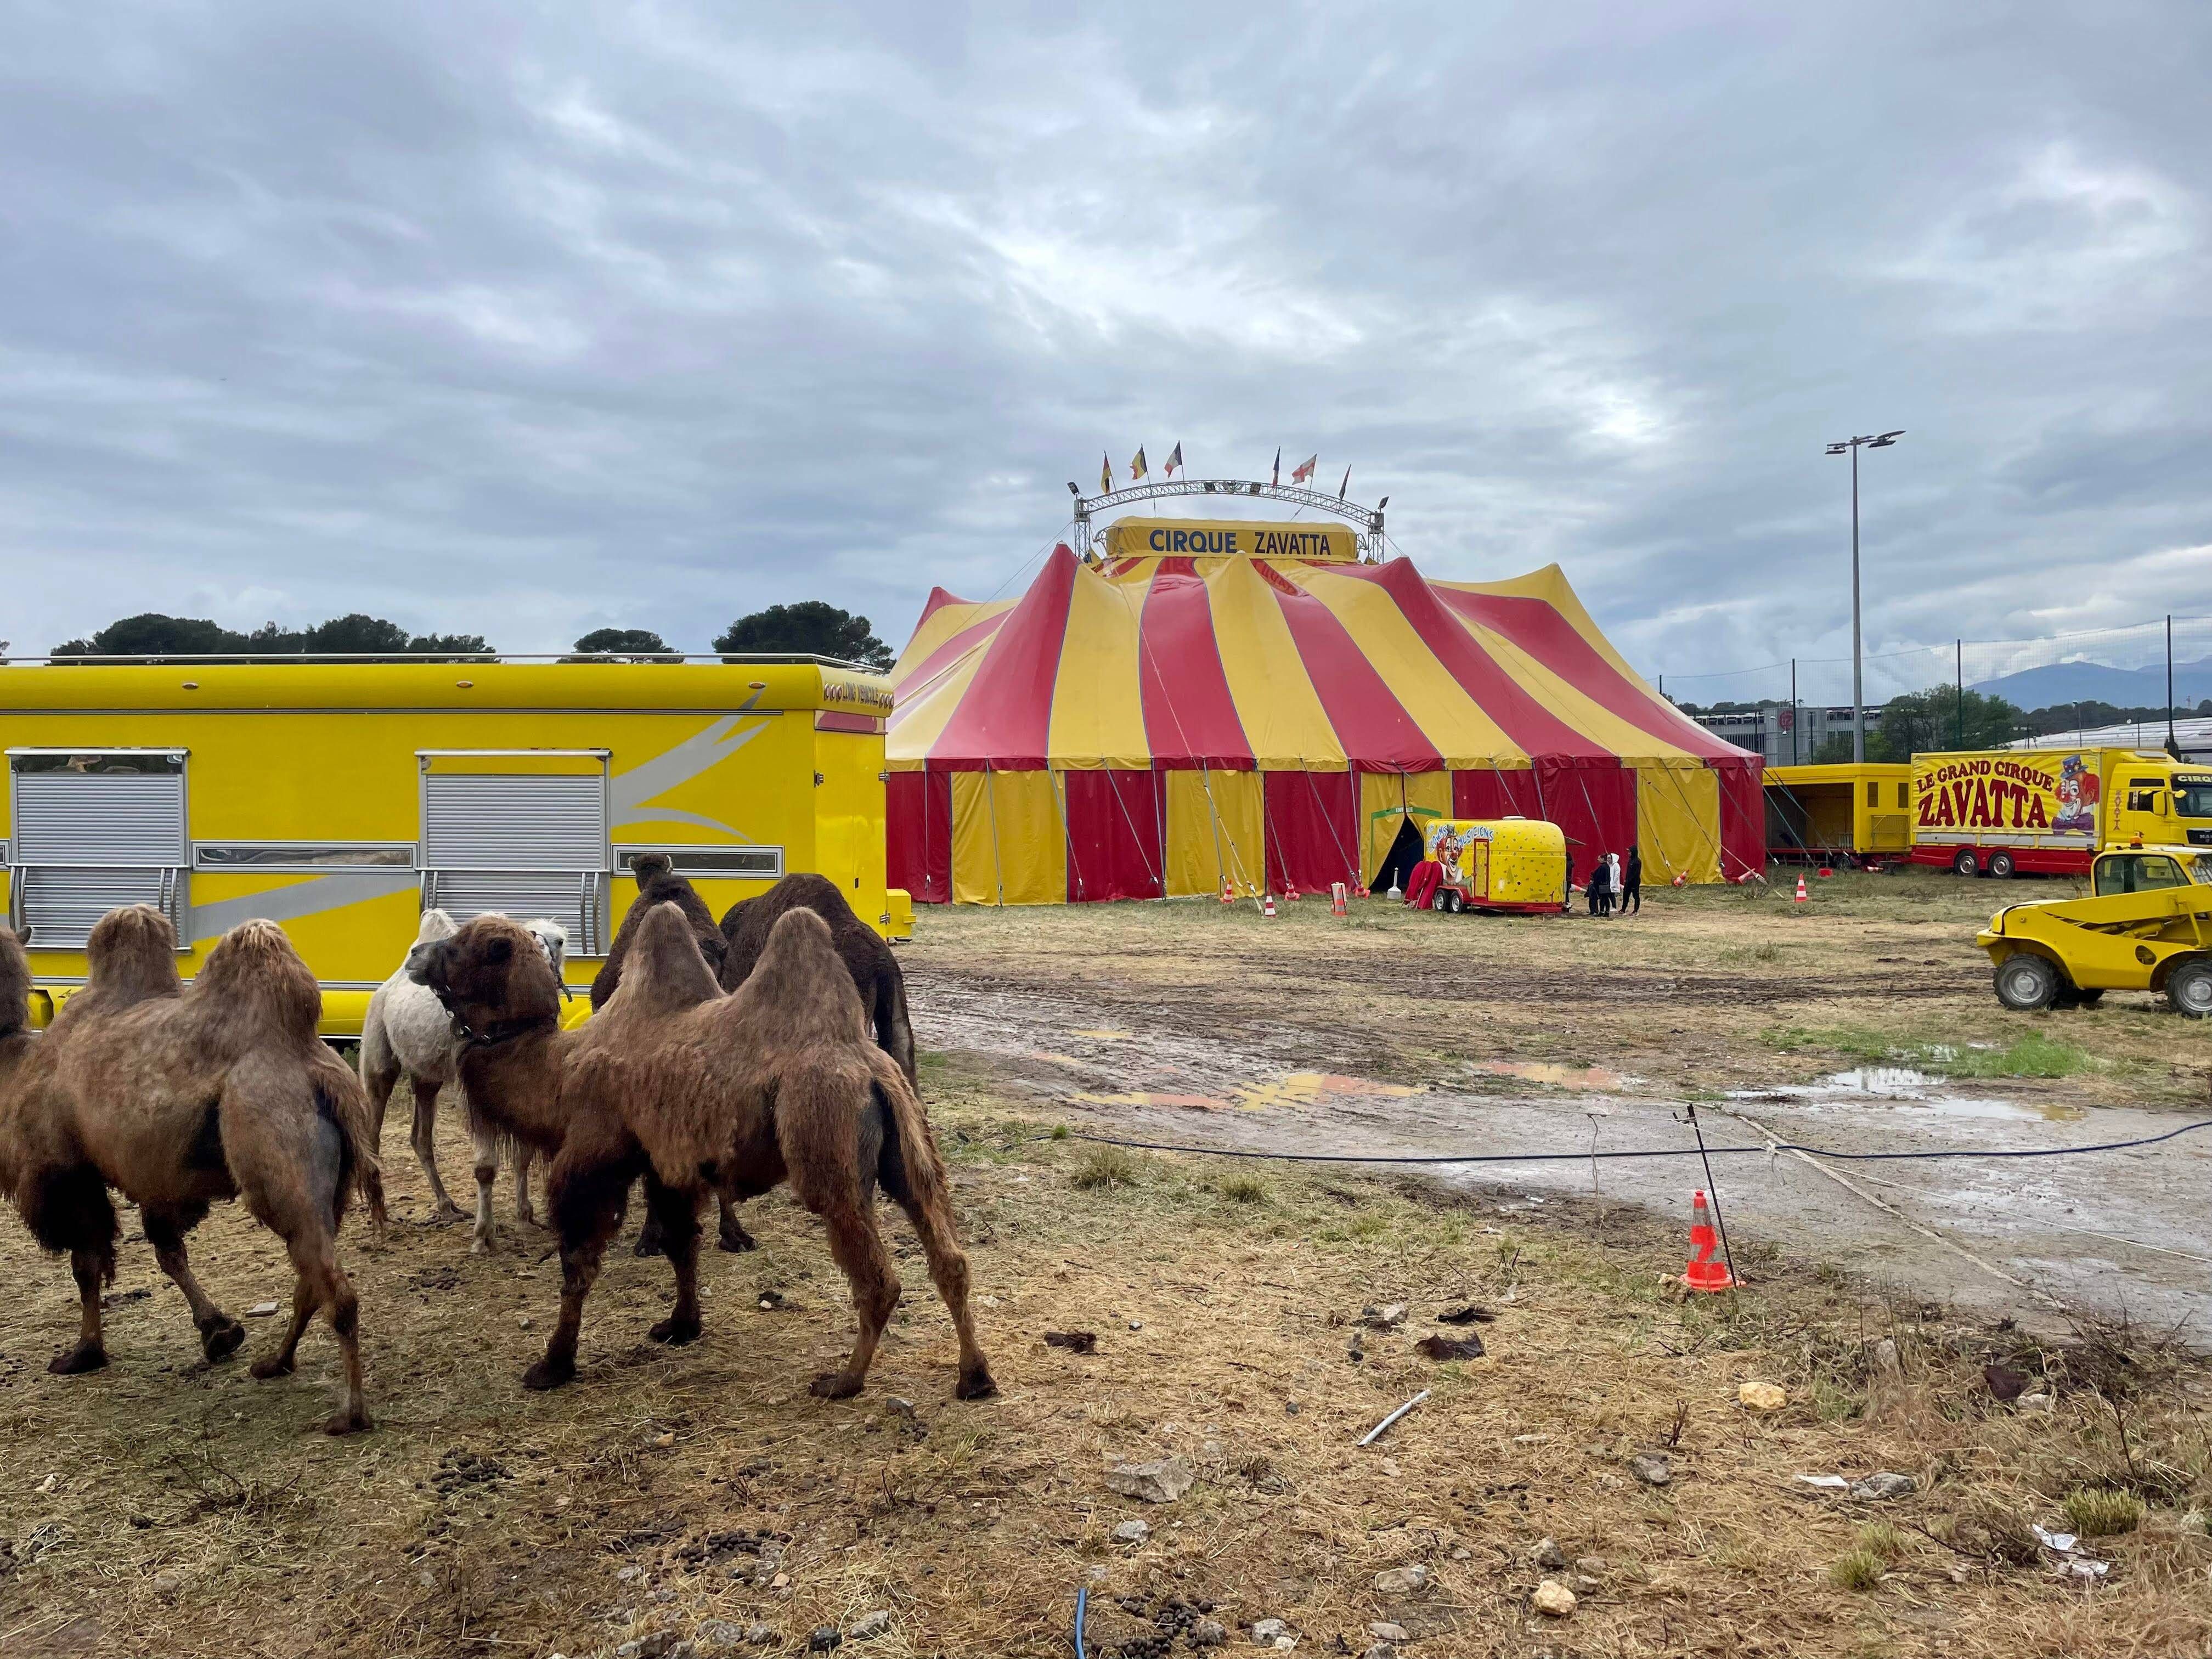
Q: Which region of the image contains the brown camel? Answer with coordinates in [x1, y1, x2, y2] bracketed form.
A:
[411, 903, 994, 1400]
[611, 866, 918, 1259]
[594, 855, 752, 1254]
[0, 909, 383, 1433]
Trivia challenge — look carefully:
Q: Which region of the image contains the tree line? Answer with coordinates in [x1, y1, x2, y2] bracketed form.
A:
[1680, 682, 2210, 763]
[44, 601, 895, 671]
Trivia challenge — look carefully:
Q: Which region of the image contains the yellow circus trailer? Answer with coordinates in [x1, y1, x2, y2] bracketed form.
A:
[0, 659, 896, 1035]
[1421, 817, 1568, 913]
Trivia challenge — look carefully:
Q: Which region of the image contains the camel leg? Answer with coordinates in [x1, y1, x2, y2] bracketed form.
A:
[410, 1077, 463, 1219]
[50, 1250, 111, 1375]
[890, 1189, 998, 1400]
[363, 1046, 400, 1153]
[512, 1142, 540, 1228]
[524, 1146, 635, 1391]
[807, 1203, 902, 1400]
[144, 1206, 245, 1363]
[249, 1273, 318, 1379]
[469, 1118, 500, 1255]
[716, 1194, 757, 1254]
[633, 1187, 667, 1259]
[642, 1178, 703, 1346]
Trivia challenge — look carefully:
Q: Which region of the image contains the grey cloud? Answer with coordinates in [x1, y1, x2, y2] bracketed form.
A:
[2, 2, 2208, 691]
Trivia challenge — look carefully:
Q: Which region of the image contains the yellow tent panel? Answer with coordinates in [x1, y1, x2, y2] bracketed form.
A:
[1635, 760, 1722, 886]
[1164, 768, 1265, 898]
[1359, 771, 1451, 885]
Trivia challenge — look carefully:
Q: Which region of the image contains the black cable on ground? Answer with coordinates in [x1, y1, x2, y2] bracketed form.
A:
[1048, 1115, 2212, 1167]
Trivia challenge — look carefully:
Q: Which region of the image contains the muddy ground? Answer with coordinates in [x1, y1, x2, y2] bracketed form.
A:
[1, 868, 2209, 1658]
[906, 870, 2212, 1335]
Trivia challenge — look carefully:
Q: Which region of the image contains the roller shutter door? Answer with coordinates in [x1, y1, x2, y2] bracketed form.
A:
[8, 760, 189, 949]
[420, 770, 608, 953]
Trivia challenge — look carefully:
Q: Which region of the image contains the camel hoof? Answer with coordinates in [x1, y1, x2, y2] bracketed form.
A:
[521, 1356, 575, 1392]
[201, 1319, 247, 1362]
[470, 1232, 494, 1256]
[249, 1352, 295, 1381]
[632, 1231, 666, 1260]
[809, 1369, 864, 1400]
[955, 1365, 1000, 1401]
[48, 1341, 108, 1376]
[323, 1406, 373, 1436]
[717, 1223, 758, 1255]
[648, 1314, 703, 1346]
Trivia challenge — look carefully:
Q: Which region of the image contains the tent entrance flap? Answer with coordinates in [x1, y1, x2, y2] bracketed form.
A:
[1373, 815, 1426, 895]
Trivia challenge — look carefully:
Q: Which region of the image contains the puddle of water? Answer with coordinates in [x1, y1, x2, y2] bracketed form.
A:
[1071, 1072, 1419, 1115]
[1728, 1070, 2085, 1122]
[1073, 1091, 1228, 1111]
[1474, 1059, 1636, 1091]
[1232, 1072, 1417, 1111]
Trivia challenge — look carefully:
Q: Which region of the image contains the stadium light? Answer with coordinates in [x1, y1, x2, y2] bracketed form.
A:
[1826, 431, 1906, 764]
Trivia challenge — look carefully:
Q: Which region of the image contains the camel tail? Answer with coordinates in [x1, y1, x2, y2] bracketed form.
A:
[317, 1074, 387, 1228]
[874, 969, 917, 1088]
[870, 1050, 951, 1216]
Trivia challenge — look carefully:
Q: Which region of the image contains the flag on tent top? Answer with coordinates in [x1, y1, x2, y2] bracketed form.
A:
[1099, 452, 1113, 495]
[1291, 453, 1317, 484]
[1164, 441, 1182, 477]
[1271, 447, 1281, 487]
[1130, 446, 1148, 482]
[1338, 465, 1351, 500]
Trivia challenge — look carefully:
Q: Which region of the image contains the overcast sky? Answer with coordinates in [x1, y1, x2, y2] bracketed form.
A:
[5, 3, 2208, 697]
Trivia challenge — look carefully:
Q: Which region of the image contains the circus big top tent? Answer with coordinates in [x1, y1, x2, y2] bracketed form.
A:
[885, 518, 1761, 905]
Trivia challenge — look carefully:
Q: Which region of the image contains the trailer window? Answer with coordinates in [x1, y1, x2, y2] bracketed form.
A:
[1895, 782, 1908, 809]
[2175, 780, 2212, 820]
[5, 749, 189, 949]
[418, 755, 610, 955]
[2125, 777, 2165, 814]
[614, 845, 784, 882]
[1865, 782, 1879, 808]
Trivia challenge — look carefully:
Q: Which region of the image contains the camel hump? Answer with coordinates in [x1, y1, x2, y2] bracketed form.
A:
[196, 919, 322, 1037]
[620, 902, 722, 1015]
[83, 905, 185, 1002]
[747, 907, 868, 1036]
[0, 924, 28, 1039]
[413, 908, 459, 944]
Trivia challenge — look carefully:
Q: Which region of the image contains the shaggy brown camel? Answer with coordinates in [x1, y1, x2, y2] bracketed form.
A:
[0, 909, 383, 1433]
[411, 903, 994, 1400]
[594, 855, 752, 1254]
[617, 866, 918, 1259]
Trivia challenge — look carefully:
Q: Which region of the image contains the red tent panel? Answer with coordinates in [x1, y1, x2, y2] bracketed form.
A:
[1263, 769, 1361, 895]
[1063, 768, 1165, 902]
[1138, 560, 1252, 768]
[887, 769, 951, 905]
[1712, 758, 1764, 882]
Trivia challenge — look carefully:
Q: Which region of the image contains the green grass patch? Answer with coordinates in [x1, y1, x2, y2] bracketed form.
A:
[1069, 1146, 1142, 1191]
[1827, 1547, 1885, 1591]
[2062, 1486, 2145, 1538]
[1758, 1024, 2098, 1079]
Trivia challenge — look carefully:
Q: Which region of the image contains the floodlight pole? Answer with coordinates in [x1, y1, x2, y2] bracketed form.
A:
[1827, 431, 1904, 765]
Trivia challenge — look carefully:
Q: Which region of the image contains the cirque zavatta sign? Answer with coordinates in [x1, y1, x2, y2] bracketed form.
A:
[1912, 751, 2097, 840]
[1102, 517, 1360, 562]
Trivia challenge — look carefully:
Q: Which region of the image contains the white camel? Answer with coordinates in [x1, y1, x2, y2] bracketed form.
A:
[362, 909, 567, 1251]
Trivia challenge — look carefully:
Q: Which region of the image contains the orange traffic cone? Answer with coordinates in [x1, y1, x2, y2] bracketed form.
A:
[1221, 878, 1234, 906]
[1263, 893, 1277, 918]
[1682, 1191, 1734, 1292]
[1330, 882, 1348, 917]
[1284, 884, 1300, 901]
[1793, 873, 1809, 904]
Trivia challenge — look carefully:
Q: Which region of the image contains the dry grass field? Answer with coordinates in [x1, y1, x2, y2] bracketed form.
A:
[3, 873, 2210, 1659]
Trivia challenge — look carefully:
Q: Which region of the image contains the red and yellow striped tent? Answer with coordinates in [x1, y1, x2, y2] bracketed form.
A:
[887, 540, 1761, 904]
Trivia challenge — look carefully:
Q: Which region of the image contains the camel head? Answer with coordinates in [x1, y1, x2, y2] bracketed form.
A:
[83, 904, 185, 1002]
[629, 851, 674, 885]
[407, 913, 563, 1042]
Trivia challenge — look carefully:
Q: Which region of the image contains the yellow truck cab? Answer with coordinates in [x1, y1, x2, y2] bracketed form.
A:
[1976, 843, 2212, 1015]
[0, 658, 900, 1036]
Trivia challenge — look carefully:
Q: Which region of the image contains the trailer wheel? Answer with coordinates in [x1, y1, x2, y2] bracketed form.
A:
[2166, 960, 2212, 1019]
[1442, 889, 1463, 915]
[1952, 849, 1980, 877]
[1993, 953, 2059, 1012]
[1988, 850, 2016, 879]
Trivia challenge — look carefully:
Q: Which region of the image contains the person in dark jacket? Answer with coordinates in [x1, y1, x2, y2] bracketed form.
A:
[1587, 851, 1610, 916]
[1561, 853, 1575, 915]
[1621, 845, 1643, 914]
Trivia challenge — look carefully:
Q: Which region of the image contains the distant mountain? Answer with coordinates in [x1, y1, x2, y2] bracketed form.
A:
[1970, 657, 2212, 712]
